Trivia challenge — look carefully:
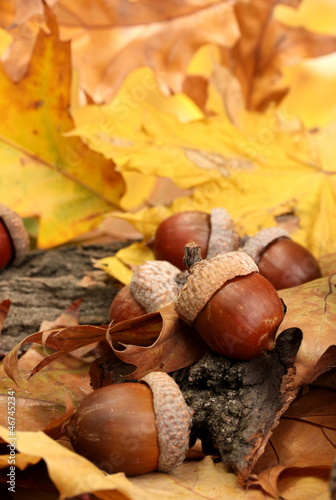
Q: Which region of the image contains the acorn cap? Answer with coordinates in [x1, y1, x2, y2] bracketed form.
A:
[174, 251, 258, 325]
[140, 371, 193, 472]
[241, 227, 290, 263]
[130, 260, 182, 313]
[0, 203, 29, 265]
[206, 208, 240, 260]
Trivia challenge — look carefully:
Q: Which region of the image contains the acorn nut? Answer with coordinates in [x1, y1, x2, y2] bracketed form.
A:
[241, 227, 322, 290]
[0, 203, 29, 270]
[109, 260, 182, 324]
[153, 208, 239, 270]
[174, 250, 285, 360]
[65, 371, 193, 476]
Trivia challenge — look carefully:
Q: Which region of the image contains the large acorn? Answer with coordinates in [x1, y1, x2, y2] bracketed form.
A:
[65, 372, 193, 476]
[153, 208, 239, 270]
[241, 227, 322, 290]
[0, 203, 29, 270]
[174, 245, 285, 360]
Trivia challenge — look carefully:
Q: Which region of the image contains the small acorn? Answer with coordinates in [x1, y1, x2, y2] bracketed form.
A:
[153, 208, 239, 270]
[65, 371, 193, 476]
[241, 227, 322, 290]
[0, 203, 29, 271]
[174, 245, 285, 360]
[109, 260, 183, 323]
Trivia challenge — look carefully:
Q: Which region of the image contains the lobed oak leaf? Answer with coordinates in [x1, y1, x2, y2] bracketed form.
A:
[2, 324, 108, 384]
[251, 387, 336, 497]
[278, 275, 336, 387]
[2, 303, 206, 386]
[0, 6, 124, 249]
[220, 0, 336, 112]
[54, 0, 240, 103]
[0, 347, 91, 436]
[106, 303, 207, 380]
[94, 242, 155, 285]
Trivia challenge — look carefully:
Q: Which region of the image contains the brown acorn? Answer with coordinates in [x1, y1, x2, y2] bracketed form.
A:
[174, 247, 285, 360]
[241, 227, 322, 290]
[0, 203, 29, 270]
[65, 372, 193, 476]
[153, 208, 239, 270]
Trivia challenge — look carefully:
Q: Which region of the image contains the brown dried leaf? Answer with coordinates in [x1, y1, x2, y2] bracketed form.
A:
[319, 253, 336, 278]
[221, 0, 336, 111]
[0, 299, 10, 335]
[107, 303, 207, 379]
[278, 275, 336, 387]
[2, 325, 108, 383]
[251, 387, 336, 497]
[2, 1, 240, 103]
[0, 347, 90, 437]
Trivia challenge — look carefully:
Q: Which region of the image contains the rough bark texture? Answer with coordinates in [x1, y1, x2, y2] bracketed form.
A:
[172, 328, 302, 482]
[0, 243, 128, 355]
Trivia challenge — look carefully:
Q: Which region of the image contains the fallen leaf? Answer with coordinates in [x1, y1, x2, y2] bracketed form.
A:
[0, 452, 41, 470]
[251, 387, 336, 497]
[54, 0, 240, 103]
[106, 303, 207, 380]
[0, 6, 124, 248]
[2, 304, 206, 384]
[94, 243, 155, 285]
[319, 253, 336, 277]
[2, 325, 108, 384]
[0, 346, 91, 435]
[221, 0, 336, 111]
[0, 299, 10, 335]
[278, 275, 336, 387]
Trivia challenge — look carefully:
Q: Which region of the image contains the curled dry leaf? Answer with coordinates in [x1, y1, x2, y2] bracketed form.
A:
[2, 304, 206, 385]
[106, 303, 207, 380]
[250, 387, 336, 498]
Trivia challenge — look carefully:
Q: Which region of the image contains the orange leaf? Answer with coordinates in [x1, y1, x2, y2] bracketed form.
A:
[0, 299, 10, 334]
[278, 275, 336, 388]
[2, 325, 107, 384]
[0, 347, 90, 436]
[251, 386, 336, 497]
[222, 0, 336, 111]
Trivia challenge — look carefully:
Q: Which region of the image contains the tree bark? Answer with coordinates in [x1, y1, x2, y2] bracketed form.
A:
[0, 243, 128, 355]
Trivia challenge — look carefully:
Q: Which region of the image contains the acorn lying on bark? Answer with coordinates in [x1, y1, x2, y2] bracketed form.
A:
[174, 244, 285, 360]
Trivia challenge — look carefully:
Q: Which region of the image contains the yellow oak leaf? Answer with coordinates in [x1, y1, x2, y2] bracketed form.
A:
[275, 0, 336, 35]
[71, 80, 336, 258]
[0, 9, 124, 248]
[94, 243, 155, 285]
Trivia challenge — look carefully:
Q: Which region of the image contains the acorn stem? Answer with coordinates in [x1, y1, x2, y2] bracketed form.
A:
[183, 242, 202, 271]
